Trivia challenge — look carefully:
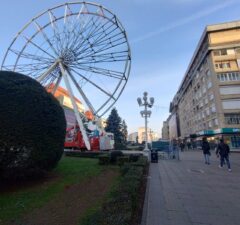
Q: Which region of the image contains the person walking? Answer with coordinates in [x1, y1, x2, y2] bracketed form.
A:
[202, 137, 211, 165]
[179, 142, 185, 152]
[216, 139, 231, 172]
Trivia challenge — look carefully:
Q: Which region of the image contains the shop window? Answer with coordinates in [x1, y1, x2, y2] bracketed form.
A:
[231, 136, 240, 148]
[224, 113, 240, 124]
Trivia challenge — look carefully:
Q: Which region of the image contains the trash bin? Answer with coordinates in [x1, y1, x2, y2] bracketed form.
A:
[151, 151, 158, 163]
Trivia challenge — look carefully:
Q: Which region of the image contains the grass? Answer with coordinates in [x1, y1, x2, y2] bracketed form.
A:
[79, 167, 121, 225]
[0, 156, 102, 223]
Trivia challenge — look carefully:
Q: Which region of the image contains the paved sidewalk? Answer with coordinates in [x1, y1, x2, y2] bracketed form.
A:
[141, 151, 240, 225]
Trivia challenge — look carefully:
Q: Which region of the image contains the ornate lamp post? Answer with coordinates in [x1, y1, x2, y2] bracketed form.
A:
[137, 92, 154, 160]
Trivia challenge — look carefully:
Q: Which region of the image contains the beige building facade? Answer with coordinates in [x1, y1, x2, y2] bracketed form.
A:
[162, 121, 169, 140]
[169, 20, 240, 150]
[138, 127, 159, 144]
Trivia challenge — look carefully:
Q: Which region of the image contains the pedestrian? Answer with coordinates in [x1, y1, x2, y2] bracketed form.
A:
[216, 139, 231, 171]
[180, 142, 185, 152]
[202, 137, 211, 165]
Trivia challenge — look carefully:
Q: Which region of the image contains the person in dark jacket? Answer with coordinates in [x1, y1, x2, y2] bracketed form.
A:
[216, 139, 231, 171]
[202, 137, 211, 164]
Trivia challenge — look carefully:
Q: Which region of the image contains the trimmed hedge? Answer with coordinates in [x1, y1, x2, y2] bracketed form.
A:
[0, 71, 66, 181]
[65, 151, 102, 158]
[98, 154, 110, 165]
[82, 156, 148, 225]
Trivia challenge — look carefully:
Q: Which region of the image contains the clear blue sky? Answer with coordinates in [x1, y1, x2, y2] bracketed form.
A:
[1, 0, 240, 136]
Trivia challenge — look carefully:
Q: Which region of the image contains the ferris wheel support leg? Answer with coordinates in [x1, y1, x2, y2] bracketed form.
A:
[59, 62, 91, 151]
[51, 75, 62, 95]
[37, 61, 59, 83]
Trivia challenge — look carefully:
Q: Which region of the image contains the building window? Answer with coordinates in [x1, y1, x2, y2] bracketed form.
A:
[206, 107, 210, 116]
[224, 113, 240, 124]
[213, 49, 227, 56]
[213, 118, 218, 126]
[208, 120, 212, 128]
[207, 81, 212, 89]
[210, 104, 216, 113]
[206, 70, 211, 76]
[217, 72, 240, 82]
[209, 93, 214, 101]
[235, 48, 240, 54]
[215, 62, 231, 69]
[204, 98, 208, 105]
[202, 86, 206, 94]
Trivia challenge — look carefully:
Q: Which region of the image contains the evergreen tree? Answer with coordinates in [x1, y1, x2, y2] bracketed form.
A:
[121, 120, 128, 146]
[136, 135, 139, 144]
[105, 108, 124, 149]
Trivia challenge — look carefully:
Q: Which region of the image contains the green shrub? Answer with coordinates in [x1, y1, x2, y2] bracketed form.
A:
[109, 150, 123, 164]
[65, 151, 101, 158]
[0, 71, 66, 181]
[117, 156, 129, 166]
[131, 156, 148, 167]
[129, 154, 140, 162]
[85, 156, 148, 225]
[98, 154, 110, 165]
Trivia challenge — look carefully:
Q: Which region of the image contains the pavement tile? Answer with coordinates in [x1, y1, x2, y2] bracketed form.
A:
[141, 151, 240, 225]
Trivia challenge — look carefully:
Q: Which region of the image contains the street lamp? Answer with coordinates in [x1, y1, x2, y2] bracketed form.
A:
[137, 92, 154, 160]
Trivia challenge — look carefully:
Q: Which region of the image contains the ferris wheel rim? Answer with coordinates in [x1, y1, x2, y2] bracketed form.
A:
[1, 1, 131, 117]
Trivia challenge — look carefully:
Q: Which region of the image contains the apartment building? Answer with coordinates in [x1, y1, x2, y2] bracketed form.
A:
[162, 119, 170, 140]
[138, 127, 159, 144]
[128, 132, 138, 143]
[169, 20, 240, 150]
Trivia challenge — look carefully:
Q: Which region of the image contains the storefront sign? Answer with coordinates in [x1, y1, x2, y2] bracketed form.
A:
[214, 128, 240, 134]
[197, 130, 214, 136]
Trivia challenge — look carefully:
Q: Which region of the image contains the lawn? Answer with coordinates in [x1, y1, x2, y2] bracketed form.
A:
[0, 156, 119, 225]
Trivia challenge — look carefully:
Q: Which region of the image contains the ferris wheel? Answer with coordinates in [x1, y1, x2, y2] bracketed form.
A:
[1, 2, 131, 150]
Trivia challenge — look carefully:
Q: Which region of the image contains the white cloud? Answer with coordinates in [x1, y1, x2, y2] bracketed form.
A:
[132, 0, 238, 44]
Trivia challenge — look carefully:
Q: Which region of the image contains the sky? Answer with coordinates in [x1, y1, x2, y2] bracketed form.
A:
[1, 0, 240, 137]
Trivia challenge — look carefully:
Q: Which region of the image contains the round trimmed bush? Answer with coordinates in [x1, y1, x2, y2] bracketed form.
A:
[0, 71, 66, 180]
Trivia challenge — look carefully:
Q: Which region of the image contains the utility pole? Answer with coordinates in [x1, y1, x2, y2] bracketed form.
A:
[137, 92, 154, 161]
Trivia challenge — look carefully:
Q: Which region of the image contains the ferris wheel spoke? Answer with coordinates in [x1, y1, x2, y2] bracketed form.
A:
[86, 17, 117, 44]
[87, 26, 121, 50]
[2, 61, 50, 71]
[76, 22, 118, 56]
[66, 67, 96, 114]
[78, 36, 127, 61]
[51, 75, 62, 95]
[72, 64, 125, 80]
[91, 31, 124, 50]
[71, 16, 104, 54]
[9, 48, 53, 63]
[48, 10, 64, 53]
[74, 17, 116, 54]
[34, 21, 59, 56]
[71, 67, 116, 100]
[36, 61, 59, 83]
[68, 16, 99, 52]
[78, 50, 128, 63]
[78, 50, 128, 64]
[21, 34, 56, 59]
